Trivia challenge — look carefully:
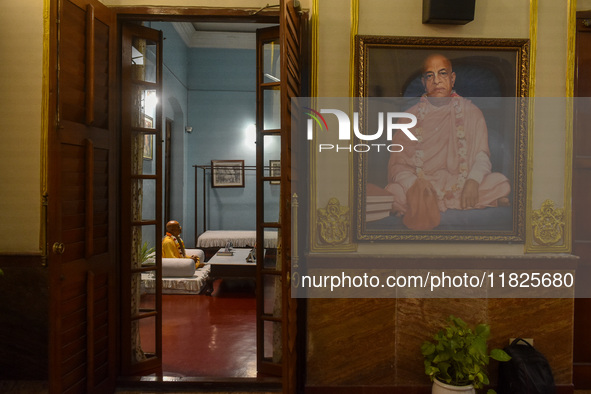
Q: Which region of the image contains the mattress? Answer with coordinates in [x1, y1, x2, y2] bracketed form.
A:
[141, 265, 211, 295]
[196, 230, 278, 249]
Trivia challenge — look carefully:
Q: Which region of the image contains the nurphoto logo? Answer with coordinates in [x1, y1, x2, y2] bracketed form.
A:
[305, 107, 418, 153]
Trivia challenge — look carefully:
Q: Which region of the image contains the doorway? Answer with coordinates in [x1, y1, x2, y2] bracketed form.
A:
[115, 6, 293, 383]
[48, 2, 303, 392]
[573, 10, 591, 389]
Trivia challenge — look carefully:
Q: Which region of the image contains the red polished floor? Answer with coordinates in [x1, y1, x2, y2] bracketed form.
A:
[141, 279, 258, 378]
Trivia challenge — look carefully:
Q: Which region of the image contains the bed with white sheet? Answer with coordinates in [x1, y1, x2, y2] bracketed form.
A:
[196, 230, 278, 249]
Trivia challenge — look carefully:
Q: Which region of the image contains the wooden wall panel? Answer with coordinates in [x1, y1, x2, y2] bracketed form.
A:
[0, 255, 48, 380]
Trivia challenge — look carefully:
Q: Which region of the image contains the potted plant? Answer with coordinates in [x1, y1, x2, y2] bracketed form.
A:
[421, 315, 511, 394]
[139, 242, 155, 265]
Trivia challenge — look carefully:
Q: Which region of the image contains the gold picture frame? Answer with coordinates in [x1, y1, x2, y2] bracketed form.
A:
[355, 35, 529, 242]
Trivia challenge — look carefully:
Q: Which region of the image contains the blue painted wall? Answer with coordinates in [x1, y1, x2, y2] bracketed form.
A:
[186, 48, 280, 246]
[142, 23, 280, 248]
[138, 22, 190, 249]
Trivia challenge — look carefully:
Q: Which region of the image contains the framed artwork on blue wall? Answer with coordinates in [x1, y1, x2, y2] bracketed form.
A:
[143, 134, 153, 160]
[211, 160, 245, 188]
[269, 160, 281, 185]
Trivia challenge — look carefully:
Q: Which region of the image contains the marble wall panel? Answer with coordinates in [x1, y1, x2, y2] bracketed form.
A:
[488, 298, 574, 385]
[394, 298, 488, 385]
[306, 296, 574, 387]
[306, 298, 397, 385]
[0, 258, 49, 380]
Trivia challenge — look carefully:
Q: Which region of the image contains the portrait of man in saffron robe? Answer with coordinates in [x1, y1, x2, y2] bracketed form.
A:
[356, 37, 528, 241]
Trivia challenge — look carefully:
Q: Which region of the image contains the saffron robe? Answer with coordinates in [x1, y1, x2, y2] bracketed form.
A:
[162, 233, 186, 258]
[386, 96, 510, 230]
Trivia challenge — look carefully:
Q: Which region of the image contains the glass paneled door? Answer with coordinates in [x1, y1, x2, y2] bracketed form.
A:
[256, 3, 302, 388]
[256, 26, 283, 376]
[120, 23, 164, 376]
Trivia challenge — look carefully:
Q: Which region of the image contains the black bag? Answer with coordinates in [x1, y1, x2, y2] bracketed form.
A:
[497, 338, 556, 394]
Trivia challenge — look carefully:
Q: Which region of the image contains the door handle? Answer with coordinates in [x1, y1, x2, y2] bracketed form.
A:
[53, 242, 65, 254]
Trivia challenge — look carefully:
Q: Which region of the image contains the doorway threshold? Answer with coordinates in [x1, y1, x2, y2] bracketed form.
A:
[116, 375, 282, 392]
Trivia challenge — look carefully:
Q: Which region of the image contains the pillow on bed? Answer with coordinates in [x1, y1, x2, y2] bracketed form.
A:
[162, 258, 196, 277]
[146, 257, 196, 277]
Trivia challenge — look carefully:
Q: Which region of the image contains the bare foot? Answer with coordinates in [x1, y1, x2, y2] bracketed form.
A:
[497, 197, 510, 207]
[391, 202, 406, 217]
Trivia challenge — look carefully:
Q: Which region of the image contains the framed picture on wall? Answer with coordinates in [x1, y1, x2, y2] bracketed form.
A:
[269, 160, 281, 185]
[143, 134, 153, 160]
[143, 115, 154, 160]
[211, 160, 245, 188]
[354, 35, 529, 242]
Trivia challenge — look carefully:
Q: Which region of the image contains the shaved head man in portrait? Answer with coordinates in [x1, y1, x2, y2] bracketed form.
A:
[385, 54, 510, 230]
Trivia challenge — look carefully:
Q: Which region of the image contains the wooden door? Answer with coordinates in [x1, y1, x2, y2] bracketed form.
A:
[255, 1, 302, 391]
[47, 0, 117, 392]
[573, 11, 591, 389]
[256, 25, 282, 377]
[279, 2, 303, 392]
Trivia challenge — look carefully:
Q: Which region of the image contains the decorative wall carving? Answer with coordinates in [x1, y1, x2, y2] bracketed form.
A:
[532, 199, 565, 246]
[317, 198, 350, 245]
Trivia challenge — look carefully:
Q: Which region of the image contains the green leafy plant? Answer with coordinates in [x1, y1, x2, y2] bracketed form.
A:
[421, 315, 511, 393]
[139, 242, 156, 265]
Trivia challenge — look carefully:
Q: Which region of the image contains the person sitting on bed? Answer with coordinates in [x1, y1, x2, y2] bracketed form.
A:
[163, 220, 204, 268]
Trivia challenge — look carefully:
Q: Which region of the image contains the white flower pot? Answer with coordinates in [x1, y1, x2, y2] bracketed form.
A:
[432, 378, 475, 394]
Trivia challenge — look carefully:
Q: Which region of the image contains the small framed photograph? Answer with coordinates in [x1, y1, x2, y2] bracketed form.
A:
[211, 160, 245, 188]
[269, 160, 281, 185]
[143, 134, 153, 160]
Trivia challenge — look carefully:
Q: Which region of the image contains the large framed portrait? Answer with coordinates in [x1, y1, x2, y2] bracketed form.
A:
[355, 36, 529, 241]
[211, 160, 245, 188]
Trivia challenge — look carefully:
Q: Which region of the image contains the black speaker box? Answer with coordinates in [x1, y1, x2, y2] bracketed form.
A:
[422, 0, 475, 25]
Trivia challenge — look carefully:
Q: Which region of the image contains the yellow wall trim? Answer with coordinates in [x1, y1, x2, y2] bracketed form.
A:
[40, 0, 51, 256]
[562, 0, 576, 253]
[349, 0, 358, 98]
[524, 0, 538, 253]
[525, 0, 575, 253]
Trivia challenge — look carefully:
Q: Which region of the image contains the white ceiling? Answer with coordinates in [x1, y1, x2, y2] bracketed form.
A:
[173, 22, 278, 50]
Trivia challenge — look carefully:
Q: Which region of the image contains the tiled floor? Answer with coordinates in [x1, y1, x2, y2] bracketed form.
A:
[141, 278, 259, 378]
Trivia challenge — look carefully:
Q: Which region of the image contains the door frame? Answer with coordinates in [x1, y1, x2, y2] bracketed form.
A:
[573, 10, 591, 389]
[113, 5, 307, 392]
